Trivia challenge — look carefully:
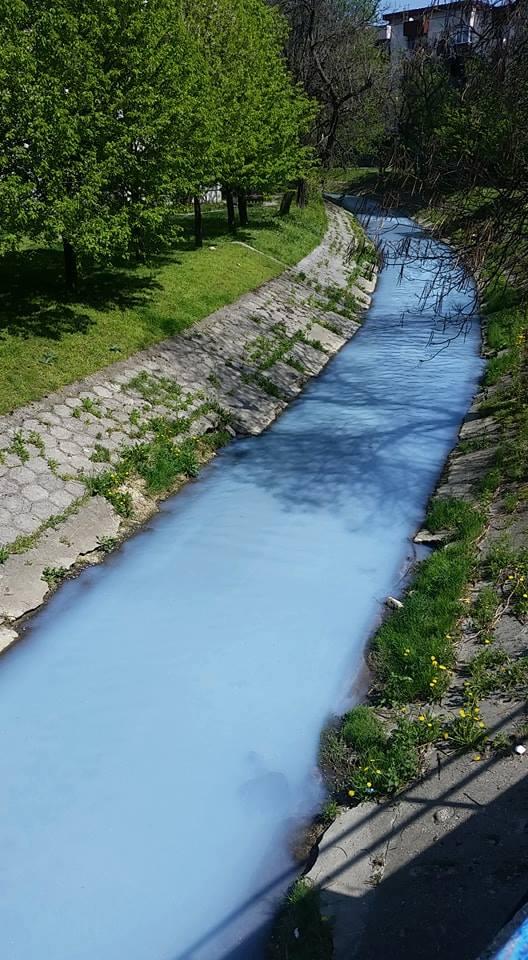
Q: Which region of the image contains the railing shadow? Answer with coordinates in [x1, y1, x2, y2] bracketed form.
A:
[168, 704, 527, 960]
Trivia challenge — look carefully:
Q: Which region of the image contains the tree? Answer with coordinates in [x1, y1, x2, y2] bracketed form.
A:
[274, 0, 388, 168]
[185, 0, 314, 231]
[0, 0, 203, 288]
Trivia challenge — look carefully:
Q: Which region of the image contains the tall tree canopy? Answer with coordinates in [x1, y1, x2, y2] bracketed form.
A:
[0, 0, 313, 283]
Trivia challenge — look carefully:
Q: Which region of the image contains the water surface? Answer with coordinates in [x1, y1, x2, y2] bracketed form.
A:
[0, 201, 482, 959]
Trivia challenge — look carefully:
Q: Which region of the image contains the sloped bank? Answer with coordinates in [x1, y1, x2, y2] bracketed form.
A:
[0, 202, 377, 651]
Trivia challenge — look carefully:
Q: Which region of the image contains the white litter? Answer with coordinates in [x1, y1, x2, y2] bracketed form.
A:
[386, 596, 403, 610]
[514, 744, 526, 755]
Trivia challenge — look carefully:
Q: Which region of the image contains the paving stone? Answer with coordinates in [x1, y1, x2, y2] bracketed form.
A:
[23, 484, 48, 503]
[9, 465, 36, 484]
[49, 489, 74, 510]
[64, 480, 85, 497]
[30, 500, 60, 521]
[50, 425, 73, 441]
[28, 456, 52, 475]
[0, 525, 15, 546]
[2, 496, 26, 513]
[57, 440, 82, 456]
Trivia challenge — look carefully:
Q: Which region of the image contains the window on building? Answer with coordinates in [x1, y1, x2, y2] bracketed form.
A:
[454, 22, 471, 44]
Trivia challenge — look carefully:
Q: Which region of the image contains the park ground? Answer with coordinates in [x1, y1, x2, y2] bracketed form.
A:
[0, 198, 326, 415]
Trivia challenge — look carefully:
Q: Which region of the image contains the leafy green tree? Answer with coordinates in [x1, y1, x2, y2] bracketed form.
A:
[186, 0, 314, 231]
[0, 0, 203, 287]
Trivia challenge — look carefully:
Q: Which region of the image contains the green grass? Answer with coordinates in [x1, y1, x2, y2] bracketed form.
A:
[0, 199, 326, 415]
[268, 879, 333, 960]
[372, 533, 481, 704]
[466, 649, 528, 699]
[322, 706, 443, 802]
[323, 166, 379, 195]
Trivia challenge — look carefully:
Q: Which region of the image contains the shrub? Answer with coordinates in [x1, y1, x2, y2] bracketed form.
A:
[341, 706, 386, 751]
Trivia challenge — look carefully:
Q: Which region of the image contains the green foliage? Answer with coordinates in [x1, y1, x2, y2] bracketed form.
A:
[339, 709, 443, 802]
[0, 0, 313, 282]
[472, 586, 498, 630]
[90, 443, 111, 464]
[122, 437, 199, 493]
[8, 430, 29, 462]
[268, 879, 333, 960]
[341, 705, 385, 752]
[187, 0, 314, 196]
[465, 648, 528, 699]
[97, 535, 118, 553]
[320, 799, 339, 824]
[41, 565, 67, 587]
[372, 538, 477, 704]
[445, 704, 487, 749]
[426, 497, 484, 540]
[484, 541, 528, 620]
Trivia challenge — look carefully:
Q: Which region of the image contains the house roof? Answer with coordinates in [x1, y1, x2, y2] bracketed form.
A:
[383, 1, 489, 22]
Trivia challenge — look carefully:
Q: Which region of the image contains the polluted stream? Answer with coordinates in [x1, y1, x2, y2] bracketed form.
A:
[0, 198, 483, 959]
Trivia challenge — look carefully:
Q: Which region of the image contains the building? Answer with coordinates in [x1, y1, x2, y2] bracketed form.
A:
[380, 0, 497, 65]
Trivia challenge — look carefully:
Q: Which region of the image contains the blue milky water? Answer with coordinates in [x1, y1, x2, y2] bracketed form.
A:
[0, 202, 483, 960]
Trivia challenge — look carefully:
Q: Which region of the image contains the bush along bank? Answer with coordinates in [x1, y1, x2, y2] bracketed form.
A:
[269, 251, 528, 959]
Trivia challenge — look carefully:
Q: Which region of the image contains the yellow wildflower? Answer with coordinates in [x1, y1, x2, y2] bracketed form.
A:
[348, 789, 356, 798]
[366, 782, 372, 788]
[459, 709, 466, 717]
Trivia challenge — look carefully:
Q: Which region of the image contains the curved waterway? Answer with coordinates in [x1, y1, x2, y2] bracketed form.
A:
[0, 200, 482, 960]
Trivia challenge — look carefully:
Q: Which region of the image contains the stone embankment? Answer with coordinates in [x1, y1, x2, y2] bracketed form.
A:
[0, 202, 376, 650]
[306, 357, 528, 960]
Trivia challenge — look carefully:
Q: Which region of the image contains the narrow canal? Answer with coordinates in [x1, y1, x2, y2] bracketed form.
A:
[0, 201, 482, 960]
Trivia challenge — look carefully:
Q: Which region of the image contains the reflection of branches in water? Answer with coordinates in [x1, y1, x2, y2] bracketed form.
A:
[333, 193, 479, 359]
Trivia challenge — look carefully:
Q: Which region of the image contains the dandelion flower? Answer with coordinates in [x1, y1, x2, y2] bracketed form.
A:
[472, 754, 482, 762]
[418, 715, 426, 721]
[459, 709, 466, 717]
[366, 782, 372, 788]
[348, 789, 356, 798]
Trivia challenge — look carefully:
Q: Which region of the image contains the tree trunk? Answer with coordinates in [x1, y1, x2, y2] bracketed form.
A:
[225, 187, 236, 232]
[237, 190, 249, 227]
[193, 195, 203, 248]
[279, 190, 295, 216]
[62, 237, 78, 291]
[296, 178, 308, 208]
